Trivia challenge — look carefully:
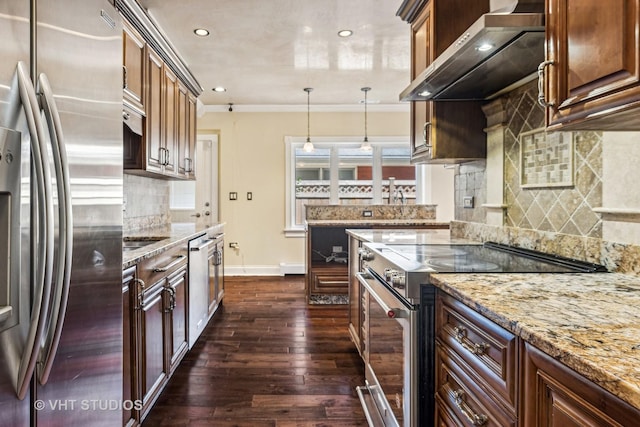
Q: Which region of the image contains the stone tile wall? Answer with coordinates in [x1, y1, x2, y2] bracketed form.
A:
[123, 174, 171, 232]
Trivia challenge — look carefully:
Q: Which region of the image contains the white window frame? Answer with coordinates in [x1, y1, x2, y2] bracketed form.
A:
[284, 135, 410, 237]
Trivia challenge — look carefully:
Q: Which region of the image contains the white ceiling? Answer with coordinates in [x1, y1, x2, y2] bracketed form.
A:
[138, 0, 411, 110]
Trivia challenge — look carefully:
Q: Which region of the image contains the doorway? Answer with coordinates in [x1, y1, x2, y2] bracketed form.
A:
[170, 133, 219, 224]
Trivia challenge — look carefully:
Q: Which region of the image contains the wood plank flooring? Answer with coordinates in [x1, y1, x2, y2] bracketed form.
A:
[142, 275, 368, 426]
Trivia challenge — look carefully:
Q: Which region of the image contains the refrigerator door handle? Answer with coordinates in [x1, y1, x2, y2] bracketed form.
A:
[35, 72, 73, 385]
[14, 61, 55, 400]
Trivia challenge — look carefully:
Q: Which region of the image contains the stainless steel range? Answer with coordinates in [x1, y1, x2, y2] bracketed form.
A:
[355, 241, 606, 427]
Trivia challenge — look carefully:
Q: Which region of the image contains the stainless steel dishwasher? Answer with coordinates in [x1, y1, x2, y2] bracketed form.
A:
[188, 234, 215, 348]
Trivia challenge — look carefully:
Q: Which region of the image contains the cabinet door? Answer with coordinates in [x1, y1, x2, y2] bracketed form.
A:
[162, 66, 178, 175]
[521, 342, 640, 427]
[176, 82, 189, 178]
[545, 0, 640, 129]
[140, 283, 167, 417]
[166, 267, 188, 371]
[187, 93, 197, 179]
[146, 48, 164, 173]
[123, 21, 145, 112]
[122, 266, 137, 427]
[410, 4, 433, 161]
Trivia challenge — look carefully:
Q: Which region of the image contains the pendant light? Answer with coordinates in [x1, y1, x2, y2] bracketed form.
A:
[303, 87, 314, 152]
[360, 87, 372, 151]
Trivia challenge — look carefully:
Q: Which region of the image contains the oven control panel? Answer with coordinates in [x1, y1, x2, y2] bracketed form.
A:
[384, 268, 405, 289]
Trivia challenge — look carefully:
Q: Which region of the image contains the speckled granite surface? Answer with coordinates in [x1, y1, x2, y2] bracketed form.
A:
[306, 219, 450, 227]
[123, 222, 224, 268]
[305, 204, 437, 221]
[429, 272, 640, 409]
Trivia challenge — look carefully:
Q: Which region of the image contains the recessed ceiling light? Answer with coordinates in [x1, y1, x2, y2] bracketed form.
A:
[194, 28, 210, 37]
[338, 29, 353, 37]
[477, 43, 493, 51]
[212, 87, 226, 92]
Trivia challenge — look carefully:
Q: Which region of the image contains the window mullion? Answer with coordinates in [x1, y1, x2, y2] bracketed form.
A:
[329, 146, 339, 204]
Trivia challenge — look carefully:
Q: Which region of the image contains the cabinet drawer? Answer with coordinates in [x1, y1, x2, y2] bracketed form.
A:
[436, 345, 516, 427]
[436, 291, 517, 411]
[137, 244, 187, 290]
[310, 269, 348, 294]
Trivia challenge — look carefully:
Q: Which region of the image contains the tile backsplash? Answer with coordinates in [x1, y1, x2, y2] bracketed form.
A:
[453, 80, 640, 275]
[123, 174, 171, 232]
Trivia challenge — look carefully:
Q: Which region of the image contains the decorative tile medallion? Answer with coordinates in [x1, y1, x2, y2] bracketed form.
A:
[520, 128, 574, 188]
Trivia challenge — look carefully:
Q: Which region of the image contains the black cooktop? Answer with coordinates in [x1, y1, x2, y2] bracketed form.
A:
[375, 242, 608, 274]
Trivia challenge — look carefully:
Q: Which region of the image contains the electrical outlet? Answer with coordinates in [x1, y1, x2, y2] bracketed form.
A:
[463, 196, 474, 209]
[362, 210, 373, 217]
[332, 246, 343, 253]
[229, 192, 237, 200]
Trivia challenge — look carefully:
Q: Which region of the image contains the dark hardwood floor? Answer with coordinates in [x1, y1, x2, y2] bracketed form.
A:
[142, 275, 368, 426]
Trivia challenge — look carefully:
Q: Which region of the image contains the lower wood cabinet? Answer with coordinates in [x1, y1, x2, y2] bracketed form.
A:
[434, 289, 640, 426]
[521, 342, 640, 427]
[435, 291, 517, 426]
[124, 243, 189, 425]
[122, 266, 137, 427]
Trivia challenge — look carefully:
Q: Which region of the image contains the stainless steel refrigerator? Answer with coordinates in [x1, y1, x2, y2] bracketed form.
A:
[0, 0, 124, 425]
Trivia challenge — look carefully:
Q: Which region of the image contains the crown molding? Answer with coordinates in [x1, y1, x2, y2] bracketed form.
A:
[202, 103, 411, 114]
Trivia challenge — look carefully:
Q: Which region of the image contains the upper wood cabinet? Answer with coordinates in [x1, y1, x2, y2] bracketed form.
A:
[400, 0, 488, 164]
[119, 0, 201, 180]
[122, 21, 145, 113]
[162, 66, 178, 176]
[145, 48, 164, 174]
[124, 41, 198, 180]
[542, 0, 640, 130]
[176, 82, 195, 179]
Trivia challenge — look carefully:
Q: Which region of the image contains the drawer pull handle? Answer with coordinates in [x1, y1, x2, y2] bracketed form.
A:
[153, 255, 187, 273]
[453, 326, 489, 356]
[452, 389, 488, 426]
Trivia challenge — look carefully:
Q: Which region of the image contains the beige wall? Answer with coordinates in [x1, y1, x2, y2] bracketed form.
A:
[198, 110, 413, 274]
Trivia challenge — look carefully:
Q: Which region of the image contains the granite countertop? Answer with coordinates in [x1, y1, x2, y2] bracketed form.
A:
[306, 219, 450, 227]
[429, 272, 640, 409]
[123, 222, 224, 268]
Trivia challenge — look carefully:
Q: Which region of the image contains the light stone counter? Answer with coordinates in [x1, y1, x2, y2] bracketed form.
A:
[429, 272, 640, 409]
[123, 222, 224, 268]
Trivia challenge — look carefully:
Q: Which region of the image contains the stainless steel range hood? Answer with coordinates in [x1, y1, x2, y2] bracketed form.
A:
[400, 0, 545, 101]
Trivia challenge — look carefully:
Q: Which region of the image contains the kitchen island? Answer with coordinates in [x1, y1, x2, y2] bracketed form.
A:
[430, 272, 640, 419]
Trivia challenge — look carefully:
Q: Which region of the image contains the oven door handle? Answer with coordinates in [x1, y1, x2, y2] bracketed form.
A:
[356, 272, 407, 319]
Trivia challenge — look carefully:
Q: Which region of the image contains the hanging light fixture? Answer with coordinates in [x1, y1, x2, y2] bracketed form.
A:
[360, 87, 372, 151]
[303, 87, 314, 152]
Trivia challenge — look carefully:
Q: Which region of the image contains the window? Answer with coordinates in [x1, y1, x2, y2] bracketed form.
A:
[285, 136, 415, 235]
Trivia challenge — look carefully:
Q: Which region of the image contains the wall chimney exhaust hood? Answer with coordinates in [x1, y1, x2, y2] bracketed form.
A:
[400, 0, 545, 102]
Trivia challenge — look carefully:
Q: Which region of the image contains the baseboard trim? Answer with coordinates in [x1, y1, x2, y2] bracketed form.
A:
[224, 263, 305, 276]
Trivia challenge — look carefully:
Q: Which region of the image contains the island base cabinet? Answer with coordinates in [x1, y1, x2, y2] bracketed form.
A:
[521, 342, 640, 427]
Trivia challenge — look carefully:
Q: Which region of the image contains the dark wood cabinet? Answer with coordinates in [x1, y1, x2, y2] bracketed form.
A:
[543, 0, 640, 130]
[306, 226, 351, 301]
[122, 21, 145, 114]
[162, 66, 178, 176]
[122, 266, 138, 427]
[144, 48, 164, 174]
[521, 342, 640, 427]
[139, 280, 167, 420]
[208, 238, 224, 317]
[399, 0, 488, 164]
[122, 19, 198, 180]
[165, 266, 188, 372]
[435, 291, 517, 426]
[130, 244, 189, 422]
[434, 290, 640, 426]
